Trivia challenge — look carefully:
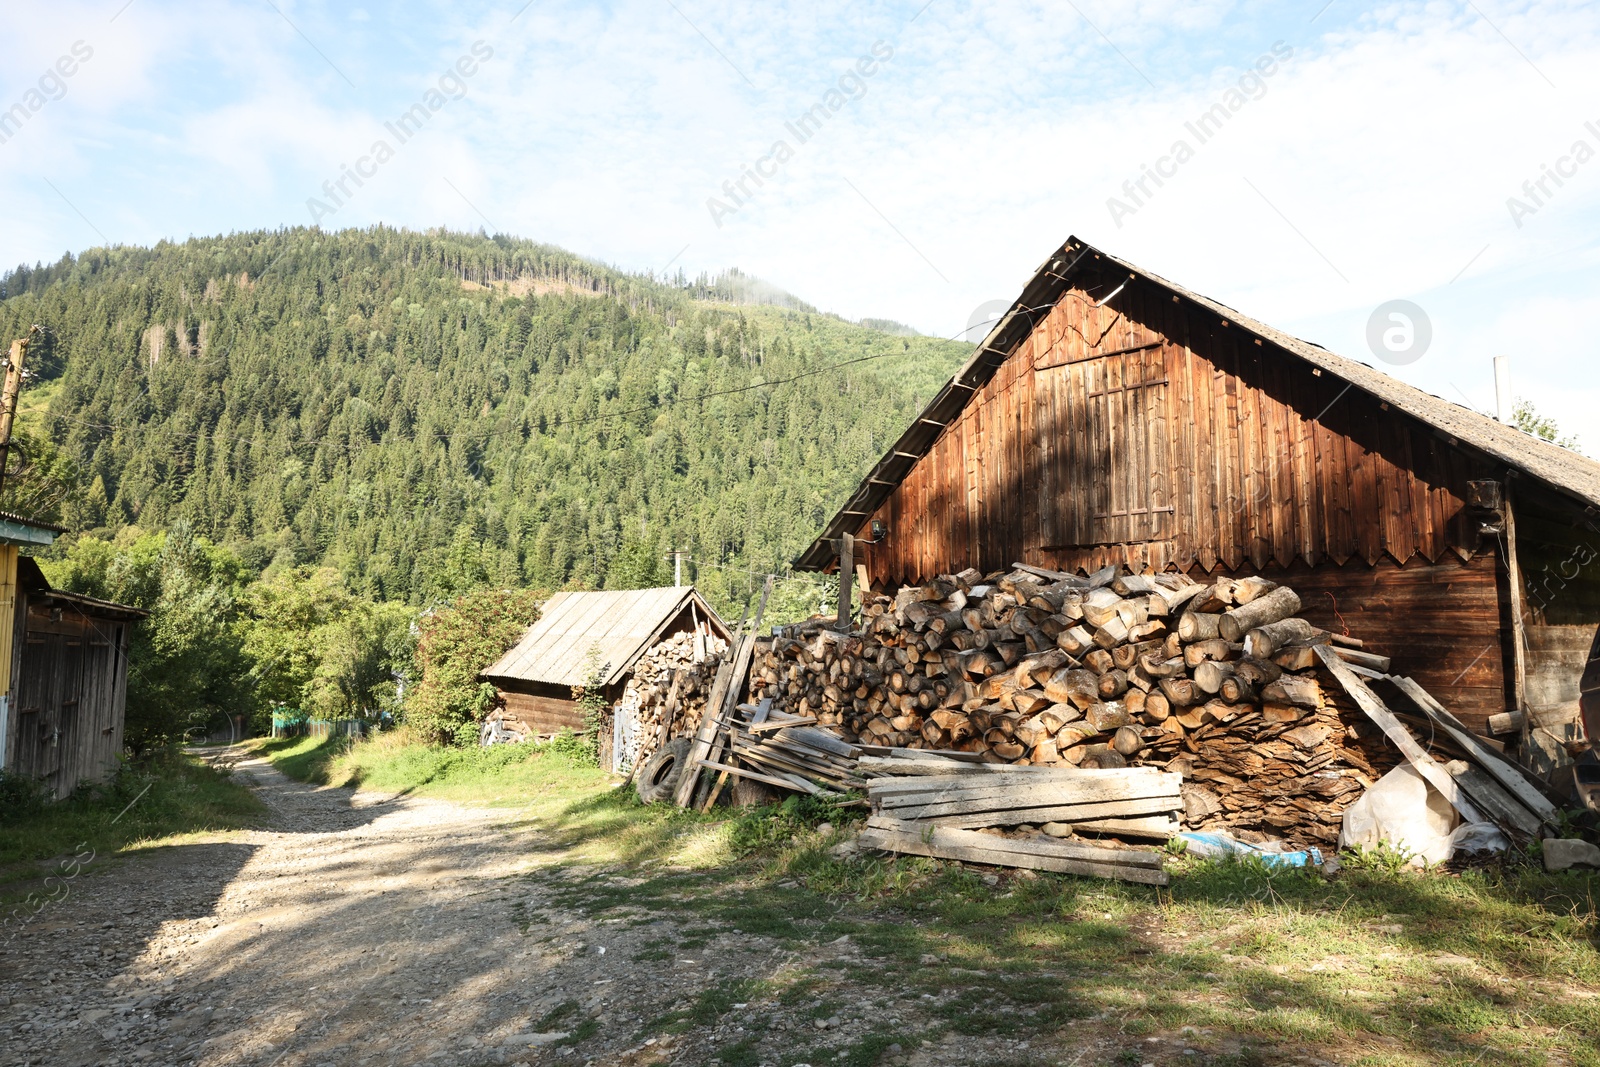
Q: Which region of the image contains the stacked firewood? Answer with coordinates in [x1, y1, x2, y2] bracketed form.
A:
[624, 627, 728, 762]
[750, 564, 1402, 846]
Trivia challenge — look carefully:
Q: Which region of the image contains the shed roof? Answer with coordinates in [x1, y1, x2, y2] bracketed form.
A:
[482, 586, 730, 689]
[17, 556, 150, 619]
[0, 510, 64, 547]
[795, 236, 1600, 571]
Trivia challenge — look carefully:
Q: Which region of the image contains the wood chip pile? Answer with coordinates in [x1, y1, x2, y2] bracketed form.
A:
[751, 563, 1410, 846]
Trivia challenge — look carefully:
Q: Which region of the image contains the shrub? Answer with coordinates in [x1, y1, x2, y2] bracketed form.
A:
[406, 587, 544, 745]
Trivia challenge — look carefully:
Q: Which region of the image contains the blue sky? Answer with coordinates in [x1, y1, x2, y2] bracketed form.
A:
[4, 0, 1598, 451]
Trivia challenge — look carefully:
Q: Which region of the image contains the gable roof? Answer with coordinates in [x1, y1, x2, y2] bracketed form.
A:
[481, 586, 730, 689]
[795, 236, 1600, 571]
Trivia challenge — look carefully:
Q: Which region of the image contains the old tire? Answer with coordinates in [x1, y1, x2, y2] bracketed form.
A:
[636, 737, 693, 805]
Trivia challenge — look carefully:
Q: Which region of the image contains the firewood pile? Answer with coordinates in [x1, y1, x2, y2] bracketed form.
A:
[751, 563, 1406, 846]
[624, 626, 728, 765]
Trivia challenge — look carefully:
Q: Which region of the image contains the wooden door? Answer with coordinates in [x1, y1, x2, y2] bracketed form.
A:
[1038, 346, 1173, 548]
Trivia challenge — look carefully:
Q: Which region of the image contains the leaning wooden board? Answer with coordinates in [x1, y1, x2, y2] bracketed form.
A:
[1386, 675, 1557, 827]
[858, 816, 1169, 886]
[1315, 645, 1485, 825]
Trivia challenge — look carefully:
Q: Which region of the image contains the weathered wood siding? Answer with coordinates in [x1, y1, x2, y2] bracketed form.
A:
[497, 682, 586, 734]
[1271, 555, 1506, 732]
[858, 271, 1513, 730]
[6, 597, 132, 799]
[866, 276, 1497, 582]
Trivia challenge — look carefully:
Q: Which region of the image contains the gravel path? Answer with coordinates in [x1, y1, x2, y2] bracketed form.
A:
[1, 753, 1146, 1067]
[0, 755, 946, 1067]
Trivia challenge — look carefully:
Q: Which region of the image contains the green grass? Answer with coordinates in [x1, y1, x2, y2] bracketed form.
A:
[0, 749, 263, 899]
[254, 730, 1600, 1065]
[252, 728, 609, 804]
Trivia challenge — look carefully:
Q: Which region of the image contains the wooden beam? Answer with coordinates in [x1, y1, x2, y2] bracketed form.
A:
[673, 662, 731, 807]
[1388, 675, 1556, 826]
[1314, 646, 1484, 824]
[837, 533, 854, 627]
[858, 817, 1168, 885]
[1505, 482, 1532, 750]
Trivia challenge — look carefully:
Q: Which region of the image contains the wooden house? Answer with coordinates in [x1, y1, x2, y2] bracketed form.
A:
[3, 557, 147, 799]
[481, 586, 730, 764]
[795, 237, 1600, 771]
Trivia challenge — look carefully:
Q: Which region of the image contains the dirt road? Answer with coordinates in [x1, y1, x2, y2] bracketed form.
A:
[1, 753, 1092, 1067]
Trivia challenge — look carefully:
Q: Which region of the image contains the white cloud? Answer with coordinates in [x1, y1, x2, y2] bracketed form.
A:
[0, 0, 1596, 448]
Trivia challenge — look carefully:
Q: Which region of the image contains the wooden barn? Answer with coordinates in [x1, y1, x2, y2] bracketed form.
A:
[796, 237, 1600, 773]
[481, 586, 730, 764]
[2, 557, 147, 799]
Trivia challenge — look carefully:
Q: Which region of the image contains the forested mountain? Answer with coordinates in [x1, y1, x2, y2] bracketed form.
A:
[0, 227, 969, 617]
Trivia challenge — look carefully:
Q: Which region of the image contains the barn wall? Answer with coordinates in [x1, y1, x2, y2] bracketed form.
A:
[7, 594, 133, 799]
[1232, 554, 1507, 733]
[861, 273, 1499, 587]
[496, 680, 586, 734]
[848, 269, 1527, 733]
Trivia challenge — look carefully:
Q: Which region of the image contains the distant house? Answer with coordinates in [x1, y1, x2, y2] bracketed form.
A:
[2, 555, 148, 798]
[481, 586, 730, 765]
[795, 236, 1600, 773]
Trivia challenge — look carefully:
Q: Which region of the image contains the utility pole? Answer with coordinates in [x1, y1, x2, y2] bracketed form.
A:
[0, 328, 37, 503]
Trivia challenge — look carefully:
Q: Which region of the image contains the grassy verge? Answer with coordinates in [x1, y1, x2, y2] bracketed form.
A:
[0, 749, 263, 898]
[256, 731, 1600, 1065]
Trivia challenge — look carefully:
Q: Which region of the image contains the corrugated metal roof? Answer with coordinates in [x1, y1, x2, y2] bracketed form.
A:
[0, 510, 66, 533]
[795, 235, 1600, 570]
[481, 586, 731, 688]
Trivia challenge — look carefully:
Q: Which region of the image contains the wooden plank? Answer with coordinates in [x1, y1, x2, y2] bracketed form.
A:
[673, 661, 732, 807]
[858, 821, 1169, 885]
[688, 577, 773, 808]
[859, 755, 1068, 776]
[1387, 675, 1556, 825]
[697, 758, 820, 794]
[890, 794, 1181, 827]
[1314, 645, 1484, 823]
[702, 697, 772, 812]
[1446, 762, 1544, 839]
[773, 725, 857, 758]
[868, 768, 1174, 800]
[747, 716, 819, 733]
[1070, 814, 1182, 840]
[866, 815, 1166, 868]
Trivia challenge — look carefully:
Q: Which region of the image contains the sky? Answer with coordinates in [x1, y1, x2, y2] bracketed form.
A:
[3, 0, 1598, 452]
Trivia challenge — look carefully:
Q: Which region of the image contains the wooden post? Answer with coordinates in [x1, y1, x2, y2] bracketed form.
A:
[0, 336, 31, 502]
[837, 533, 854, 628]
[688, 575, 773, 810]
[1504, 480, 1532, 752]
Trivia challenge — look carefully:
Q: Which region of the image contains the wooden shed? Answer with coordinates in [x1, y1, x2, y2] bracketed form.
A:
[3, 557, 147, 798]
[481, 586, 730, 762]
[796, 236, 1600, 771]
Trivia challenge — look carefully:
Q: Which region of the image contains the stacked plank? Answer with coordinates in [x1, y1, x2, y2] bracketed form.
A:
[855, 751, 1171, 883]
[863, 756, 1182, 839]
[751, 563, 1403, 846]
[697, 702, 867, 798]
[624, 626, 728, 765]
